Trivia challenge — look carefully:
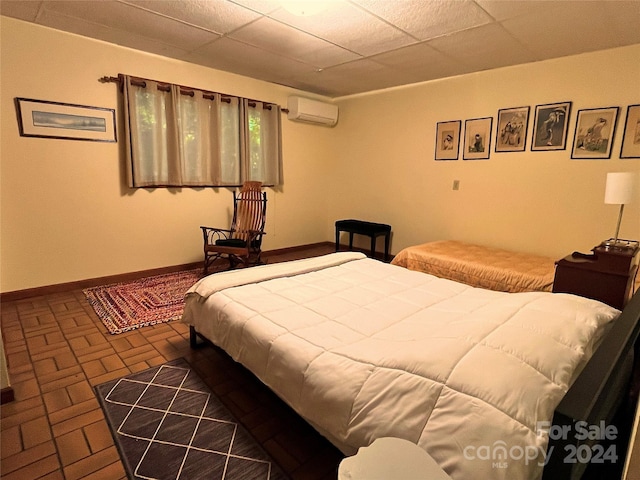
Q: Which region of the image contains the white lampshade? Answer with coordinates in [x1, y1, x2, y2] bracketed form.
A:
[604, 172, 636, 205]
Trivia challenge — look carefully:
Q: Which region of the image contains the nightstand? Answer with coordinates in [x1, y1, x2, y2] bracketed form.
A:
[552, 240, 639, 310]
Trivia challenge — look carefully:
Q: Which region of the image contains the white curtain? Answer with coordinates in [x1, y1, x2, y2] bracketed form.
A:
[176, 91, 240, 186]
[123, 78, 180, 186]
[122, 75, 280, 188]
[241, 99, 283, 187]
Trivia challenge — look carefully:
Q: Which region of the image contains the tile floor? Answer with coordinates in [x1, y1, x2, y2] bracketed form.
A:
[1, 244, 343, 480]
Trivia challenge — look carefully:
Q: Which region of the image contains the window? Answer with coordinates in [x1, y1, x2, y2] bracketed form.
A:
[122, 75, 281, 188]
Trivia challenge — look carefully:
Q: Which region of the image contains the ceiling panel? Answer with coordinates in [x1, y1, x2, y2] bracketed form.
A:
[292, 57, 424, 96]
[1, 0, 638, 97]
[42, 0, 220, 51]
[228, 16, 360, 68]
[186, 36, 316, 87]
[268, 1, 417, 56]
[502, 1, 640, 59]
[123, 0, 262, 34]
[428, 23, 538, 72]
[370, 42, 473, 80]
[351, 0, 494, 40]
[36, 8, 192, 60]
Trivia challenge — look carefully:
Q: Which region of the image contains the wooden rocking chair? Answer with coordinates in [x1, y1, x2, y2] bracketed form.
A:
[201, 182, 267, 274]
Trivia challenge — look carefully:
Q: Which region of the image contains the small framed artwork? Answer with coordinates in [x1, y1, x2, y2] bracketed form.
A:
[463, 117, 492, 160]
[435, 120, 461, 160]
[531, 101, 571, 151]
[495, 106, 529, 152]
[620, 104, 640, 158]
[571, 107, 619, 159]
[15, 97, 116, 142]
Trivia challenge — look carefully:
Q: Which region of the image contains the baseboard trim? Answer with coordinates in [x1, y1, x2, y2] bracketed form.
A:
[0, 242, 334, 302]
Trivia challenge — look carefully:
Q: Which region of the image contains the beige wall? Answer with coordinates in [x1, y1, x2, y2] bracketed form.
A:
[1, 17, 639, 293]
[0, 17, 334, 292]
[329, 45, 640, 259]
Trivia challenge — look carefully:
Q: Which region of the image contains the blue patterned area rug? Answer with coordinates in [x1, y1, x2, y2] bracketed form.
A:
[95, 358, 289, 480]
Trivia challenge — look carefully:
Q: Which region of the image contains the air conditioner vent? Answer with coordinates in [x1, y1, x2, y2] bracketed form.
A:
[287, 96, 338, 127]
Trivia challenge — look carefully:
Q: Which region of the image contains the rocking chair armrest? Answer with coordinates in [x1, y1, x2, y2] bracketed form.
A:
[200, 226, 233, 234]
[201, 226, 233, 245]
[243, 229, 266, 243]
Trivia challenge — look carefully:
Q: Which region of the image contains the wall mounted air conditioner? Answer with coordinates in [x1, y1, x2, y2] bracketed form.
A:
[287, 96, 338, 127]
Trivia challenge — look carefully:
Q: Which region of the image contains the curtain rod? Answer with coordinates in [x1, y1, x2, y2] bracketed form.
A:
[99, 74, 289, 112]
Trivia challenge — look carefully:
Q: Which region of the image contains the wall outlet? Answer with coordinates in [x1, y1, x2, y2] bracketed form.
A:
[453, 180, 460, 190]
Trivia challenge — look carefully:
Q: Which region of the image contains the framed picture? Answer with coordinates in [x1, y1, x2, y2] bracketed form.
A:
[463, 117, 492, 160]
[435, 120, 461, 160]
[620, 104, 640, 158]
[531, 101, 571, 151]
[15, 97, 116, 142]
[571, 107, 619, 159]
[495, 106, 529, 152]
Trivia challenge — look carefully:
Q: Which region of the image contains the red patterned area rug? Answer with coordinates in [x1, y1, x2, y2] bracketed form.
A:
[84, 269, 204, 334]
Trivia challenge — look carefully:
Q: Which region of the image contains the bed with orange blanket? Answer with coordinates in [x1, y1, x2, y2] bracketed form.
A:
[391, 240, 555, 293]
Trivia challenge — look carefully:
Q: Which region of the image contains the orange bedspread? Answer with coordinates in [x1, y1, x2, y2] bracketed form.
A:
[391, 240, 555, 293]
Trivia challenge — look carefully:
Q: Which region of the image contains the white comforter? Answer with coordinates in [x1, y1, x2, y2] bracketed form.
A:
[182, 253, 618, 480]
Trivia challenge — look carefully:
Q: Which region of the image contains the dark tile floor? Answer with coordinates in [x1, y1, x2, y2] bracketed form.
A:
[1, 244, 343, 480]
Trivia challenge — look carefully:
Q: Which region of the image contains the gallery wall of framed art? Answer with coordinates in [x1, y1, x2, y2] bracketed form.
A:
[433, 101, 637, 162]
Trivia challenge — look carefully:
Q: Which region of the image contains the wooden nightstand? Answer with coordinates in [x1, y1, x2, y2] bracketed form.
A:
[553, 240, 639, 310]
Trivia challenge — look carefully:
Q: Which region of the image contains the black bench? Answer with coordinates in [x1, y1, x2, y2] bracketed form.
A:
[335, 219, 391, 261]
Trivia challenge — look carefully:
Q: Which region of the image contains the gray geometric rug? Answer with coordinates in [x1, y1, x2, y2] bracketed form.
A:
[94, 358, 289, 480]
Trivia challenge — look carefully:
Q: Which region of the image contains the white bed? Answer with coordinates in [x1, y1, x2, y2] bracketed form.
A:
[182, 252, 620, 480]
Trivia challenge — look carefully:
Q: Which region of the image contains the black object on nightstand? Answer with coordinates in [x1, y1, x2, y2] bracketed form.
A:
[553, 240, 640, 310]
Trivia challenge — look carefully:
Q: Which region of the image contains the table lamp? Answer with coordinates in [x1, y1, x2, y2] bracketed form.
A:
[604, 172, 637, 247]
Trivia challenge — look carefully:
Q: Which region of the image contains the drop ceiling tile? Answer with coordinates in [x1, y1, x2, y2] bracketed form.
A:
[228, 0, 282, 15]
[2, 0, 638, 98]
[186, 36, 316, 87]
[36, 8, 191, 61]
[502, 2, 640, 58]
[269, 1, 416, 56]
[370, 42, 474, 80]
[293, 58, 423, 96]
[122, 0, 261, 34]
[0, 0, 43, 21]
[429, 22, 538, 72]
[603, 2, 640, 45]
[41, 0, 219, 51]
[474, 0, 558, 21]
[352, 0, 494, 40]
[228, 16, 360, 68]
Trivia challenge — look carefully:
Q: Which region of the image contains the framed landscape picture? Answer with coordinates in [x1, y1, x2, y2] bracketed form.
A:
[15, 97, 116, 142]
[571, 107, 619, 159]
[435, 120, 461, 160]
[495, 106, 529, 152]
[463, 117, 492, 160]
[531, 101, 571, 151]
[620, 104, 640, 158]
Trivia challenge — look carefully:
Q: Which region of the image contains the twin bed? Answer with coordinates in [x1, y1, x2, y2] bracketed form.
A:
[182, 245, 640, 480]
[390, 240, 555, 293]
